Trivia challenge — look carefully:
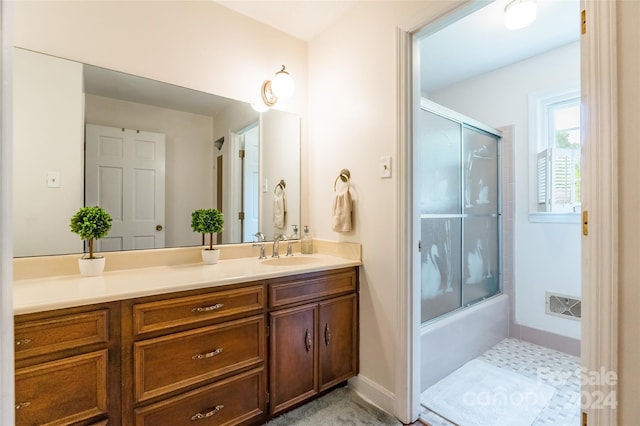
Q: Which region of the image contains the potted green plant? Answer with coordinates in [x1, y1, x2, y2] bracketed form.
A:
[70, 205, 112, 276]
[191, 208, 224, 264]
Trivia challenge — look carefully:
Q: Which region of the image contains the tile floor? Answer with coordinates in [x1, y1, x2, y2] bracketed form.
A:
[420, 338, 581, 426]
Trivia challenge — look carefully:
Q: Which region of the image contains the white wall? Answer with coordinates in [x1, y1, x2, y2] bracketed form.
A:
[13, 48, 84, 256]
[308, 0, 464, 414]
[85, 94, 214, 248]
[428, 42, 581, 339]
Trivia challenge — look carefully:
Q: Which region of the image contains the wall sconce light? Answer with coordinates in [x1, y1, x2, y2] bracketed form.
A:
[260, 65, 295, 108]
[504, 0, 537, 30]
[214, 136, 224, 151]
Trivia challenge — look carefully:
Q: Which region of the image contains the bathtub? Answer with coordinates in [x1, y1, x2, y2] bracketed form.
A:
[420, 293, 509, 391]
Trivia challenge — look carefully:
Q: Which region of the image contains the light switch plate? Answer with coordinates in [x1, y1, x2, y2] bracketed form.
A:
[380, 156, 391, 178]
[47, 171, 61, 188]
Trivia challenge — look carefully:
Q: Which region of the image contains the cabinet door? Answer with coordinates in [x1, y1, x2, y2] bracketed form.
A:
[269, 304, 317, 415]
[15, 350, 108, 426]
[319, 294, 357, 391]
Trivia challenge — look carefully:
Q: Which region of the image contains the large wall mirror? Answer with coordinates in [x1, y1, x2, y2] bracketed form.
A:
[13, 47, 301, 257]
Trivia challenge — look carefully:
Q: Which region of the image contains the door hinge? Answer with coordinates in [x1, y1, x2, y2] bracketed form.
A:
[418, 240, 422, 252]
[581, 9, 586, 35]
[582, 411, 587, 426]
[238, 211, 245, 221]
[582, 211, 589, 236]
[239, 149, 245, 158]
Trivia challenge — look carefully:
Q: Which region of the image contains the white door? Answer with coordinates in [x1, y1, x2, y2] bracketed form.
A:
[85, 124, 165, 252]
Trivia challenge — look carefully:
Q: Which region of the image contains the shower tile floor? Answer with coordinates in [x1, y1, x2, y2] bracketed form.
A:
[420, 338, 581, 426]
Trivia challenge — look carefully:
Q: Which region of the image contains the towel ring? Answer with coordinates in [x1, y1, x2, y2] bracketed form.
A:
[274, 179, 286, 195]
[333, 169, 351, 192]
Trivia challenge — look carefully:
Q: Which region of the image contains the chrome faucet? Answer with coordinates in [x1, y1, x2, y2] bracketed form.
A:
[272, 234, 287, 258]
[254, 231, 265, 242]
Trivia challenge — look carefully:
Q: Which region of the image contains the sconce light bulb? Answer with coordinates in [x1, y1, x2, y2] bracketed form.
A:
[270, 65, 295, 100]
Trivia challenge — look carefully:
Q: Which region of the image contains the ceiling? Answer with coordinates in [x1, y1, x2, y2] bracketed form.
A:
[214, 0, 360, 41]
[420, 0, 580, 93]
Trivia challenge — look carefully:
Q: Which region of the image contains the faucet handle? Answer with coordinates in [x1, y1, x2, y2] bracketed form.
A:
[286, 241, 293, 257]
[252, 243, 267, 259]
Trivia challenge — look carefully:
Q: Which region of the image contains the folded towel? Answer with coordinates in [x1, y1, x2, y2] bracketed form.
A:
[273, 189, 286, 228]
[332, 189, 352, 232]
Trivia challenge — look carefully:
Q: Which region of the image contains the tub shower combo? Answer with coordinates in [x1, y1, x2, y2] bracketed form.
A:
[417, 99, 508, 390]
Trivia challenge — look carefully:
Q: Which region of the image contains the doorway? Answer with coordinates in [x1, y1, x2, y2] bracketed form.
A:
[411, 0, 583, 423]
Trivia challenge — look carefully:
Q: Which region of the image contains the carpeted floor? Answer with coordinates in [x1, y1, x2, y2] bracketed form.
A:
[265, 386, 401, 426]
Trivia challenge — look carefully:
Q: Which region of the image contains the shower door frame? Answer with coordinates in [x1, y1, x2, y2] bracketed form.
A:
[417, 98, 503, 324]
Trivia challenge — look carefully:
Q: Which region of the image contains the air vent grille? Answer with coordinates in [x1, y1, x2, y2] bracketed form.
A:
[545, 292, 581, 320]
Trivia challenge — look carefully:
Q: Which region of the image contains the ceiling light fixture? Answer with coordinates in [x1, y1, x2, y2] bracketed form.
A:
[260, 65, 295, 108]
[504, 0, 537, 30]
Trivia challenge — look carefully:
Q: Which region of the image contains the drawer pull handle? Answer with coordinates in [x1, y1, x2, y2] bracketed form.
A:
[324, 324, 332, 346]
[15, 338, 32, 346]
[16, 402, 31, 410]
[192, 303, 224, 313]
[191, 404, 224, 421]
[191, 348, 223, 360]
[305, 328, 312, 352]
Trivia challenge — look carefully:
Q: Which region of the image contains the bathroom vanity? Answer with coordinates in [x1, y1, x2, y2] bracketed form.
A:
[13, 248, 360, 425]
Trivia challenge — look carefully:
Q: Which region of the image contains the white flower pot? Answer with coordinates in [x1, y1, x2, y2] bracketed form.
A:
[78, 256, 106, 277]
[201, 248, 220, 265]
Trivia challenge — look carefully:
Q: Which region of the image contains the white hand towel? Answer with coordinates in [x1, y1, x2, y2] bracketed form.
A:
[273, 190, 286, 228]
[332, 189, 352, 232]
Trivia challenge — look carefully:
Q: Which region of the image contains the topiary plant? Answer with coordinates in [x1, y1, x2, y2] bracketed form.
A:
[191, 209, 224, 251]
[70, 206, 112, 259]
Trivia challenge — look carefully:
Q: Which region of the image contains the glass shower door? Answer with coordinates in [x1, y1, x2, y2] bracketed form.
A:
[418, 103, 501, 324]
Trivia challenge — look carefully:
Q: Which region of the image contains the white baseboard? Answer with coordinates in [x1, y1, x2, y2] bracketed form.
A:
[348, 374, 397, 418]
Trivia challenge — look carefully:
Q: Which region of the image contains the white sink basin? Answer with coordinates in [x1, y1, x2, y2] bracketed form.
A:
[261, 256, 321, 266]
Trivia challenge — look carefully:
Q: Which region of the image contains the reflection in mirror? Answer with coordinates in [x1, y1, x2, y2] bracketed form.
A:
[13, 48, 301, 257]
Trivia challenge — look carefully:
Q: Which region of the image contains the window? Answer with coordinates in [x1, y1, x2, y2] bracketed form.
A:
[529, 87, 581, 221]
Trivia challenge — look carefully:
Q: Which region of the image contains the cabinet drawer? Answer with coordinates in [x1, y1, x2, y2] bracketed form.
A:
[134, 367, 266, 426]
[15, 350, 108, 426]
[269, 268, 356, 308]
[15, 310, 109, 360]
[133, 285, 264, 335]
[134, 315, 265, 403]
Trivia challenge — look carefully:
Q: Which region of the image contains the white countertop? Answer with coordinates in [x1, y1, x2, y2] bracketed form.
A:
[14, 254, 361, 315]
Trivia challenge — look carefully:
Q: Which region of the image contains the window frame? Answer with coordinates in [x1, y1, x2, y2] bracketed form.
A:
[528, 85, 581, 223]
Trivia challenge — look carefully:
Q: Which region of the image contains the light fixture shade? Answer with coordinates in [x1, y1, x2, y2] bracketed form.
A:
[505, 0, 537, 30]
[270, 65, 295, 100]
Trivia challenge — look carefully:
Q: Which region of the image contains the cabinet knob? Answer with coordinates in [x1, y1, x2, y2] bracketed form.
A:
[191, 404, 224, 421]
[156, 224, 163, 231]
[15, 338, 32, 346]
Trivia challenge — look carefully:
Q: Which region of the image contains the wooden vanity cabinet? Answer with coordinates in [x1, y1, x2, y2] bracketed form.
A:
[13, 265, 359, 425]
[268, 268, 358, 416]
[14, 302, 121, 426]
[121, 282, 267, 426]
